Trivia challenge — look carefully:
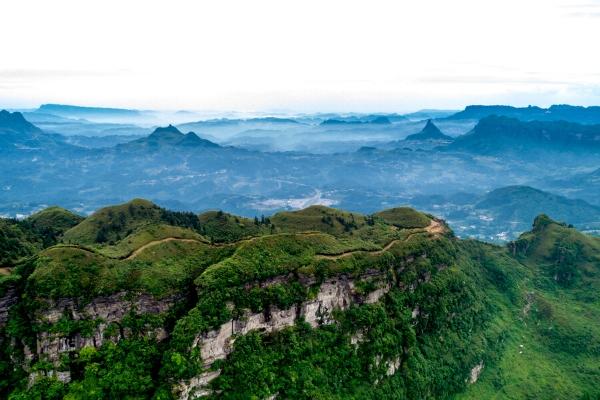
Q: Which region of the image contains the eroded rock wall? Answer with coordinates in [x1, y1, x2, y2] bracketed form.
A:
[178, 273, 390, 399]
[35, 292, 180, 362]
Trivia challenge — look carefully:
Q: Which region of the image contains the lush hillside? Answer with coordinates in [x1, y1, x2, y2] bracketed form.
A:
[1, 201, 599, 399]
[0, 219, 37, 270]
[510, 214, 600, 288]
[458, 216, 600, 399]
[0, 207, 82, 270]
[197, 210, 270, 243]
[374, 207, 432, 228]
[62, 199, 200, 245]
[270, 205, 369, 234]
[22, 207, 84, 246]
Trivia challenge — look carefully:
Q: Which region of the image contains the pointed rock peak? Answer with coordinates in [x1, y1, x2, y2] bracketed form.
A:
[404, 119, 452, 141]
[422, 119, 441, 134]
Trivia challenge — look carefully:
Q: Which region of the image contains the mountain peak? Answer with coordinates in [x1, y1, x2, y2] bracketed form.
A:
[150, 124, 182, 137]
[0, 110, 41, 134]
[127, 124, 220, 149]
[422, 119, 440, 133]
[404, 119, 452, 141]
[531, 213, 557, 232]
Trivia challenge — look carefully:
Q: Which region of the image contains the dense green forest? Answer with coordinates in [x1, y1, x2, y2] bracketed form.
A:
[1, 200, 599, 399]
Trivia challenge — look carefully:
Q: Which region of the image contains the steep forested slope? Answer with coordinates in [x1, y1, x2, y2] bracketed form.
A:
[0, 201, 598, 399]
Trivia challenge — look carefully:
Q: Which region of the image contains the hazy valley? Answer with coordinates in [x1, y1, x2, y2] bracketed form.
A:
[1, 104, 600, 242]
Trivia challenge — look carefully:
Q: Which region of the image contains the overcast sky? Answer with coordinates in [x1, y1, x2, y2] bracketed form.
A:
[2, 0, 600, 113]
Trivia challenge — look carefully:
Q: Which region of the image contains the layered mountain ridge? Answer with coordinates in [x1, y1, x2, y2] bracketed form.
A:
[445, 104, 600, 124]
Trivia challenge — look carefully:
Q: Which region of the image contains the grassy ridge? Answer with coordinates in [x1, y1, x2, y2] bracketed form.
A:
[374, 207, 431, 229]
[62, 199, 166, 245]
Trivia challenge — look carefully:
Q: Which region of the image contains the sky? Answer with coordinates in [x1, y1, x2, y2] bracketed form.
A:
[2, 0, 600, 113]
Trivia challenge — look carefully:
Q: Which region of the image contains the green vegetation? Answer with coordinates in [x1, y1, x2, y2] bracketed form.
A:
[62, 199, 201, 246]
[457, 216, 600, 400]
[96, 224, 206, 259]
[0, 219, 37, 269]
[270, 205, 368, 235]
[0, 207, 82, 272]
[1, 201, 599, 399]
[208, 237, 497, 399]
[24, 207, 84, 247]
[27, 242, 233, 300]
[62, 199, 166, 245]
[197, 210, 270, 243]
[374, 207, 431, 229]
[511, 214, 600, 288]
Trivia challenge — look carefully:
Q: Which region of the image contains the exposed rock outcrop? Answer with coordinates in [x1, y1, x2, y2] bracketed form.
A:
[28, 370, 72, 387]
[178, 273, 390, 399]
[175, 370, 221, 400]
[468, 360, 484, 384]
[0, 286, 18, 327]
[196, 274, 389, 367]
[35, 292, 181, 362]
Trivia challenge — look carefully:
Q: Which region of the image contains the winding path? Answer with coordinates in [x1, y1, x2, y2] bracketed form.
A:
[314, 219, 444, 260]
[124, 238, 209, 260]
[53, 220, 445, 262]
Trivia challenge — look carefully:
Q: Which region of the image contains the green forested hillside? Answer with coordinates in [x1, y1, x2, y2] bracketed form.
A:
[458, 216, 600, 399]
[0, 202, 598, 399]
[0, 207, 82, 270]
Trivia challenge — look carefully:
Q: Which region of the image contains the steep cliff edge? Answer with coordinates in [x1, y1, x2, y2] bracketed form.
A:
[2, 203, 599, 399]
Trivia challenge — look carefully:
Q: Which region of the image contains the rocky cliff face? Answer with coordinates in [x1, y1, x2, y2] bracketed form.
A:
[0, 286, 18, 327]
[30, 292, 181, 384]
[176, 271, 393, 399]
[174, 246, 442, 400]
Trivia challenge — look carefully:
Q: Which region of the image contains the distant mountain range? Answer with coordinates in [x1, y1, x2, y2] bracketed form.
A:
[37, 104, 142, 118]
[472, 185, 600, 233]
[320, 116, 392, 125]
[402, 109, 458, 120]
[447, 115, 600, 155]
[413, 185, 600, 241]
[0, 109, 43, 135]
[1, 108, 600, 242]
[445, 104, 600, 124]
[120, 125, 220, 150]
[547, 167, 600, 206]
